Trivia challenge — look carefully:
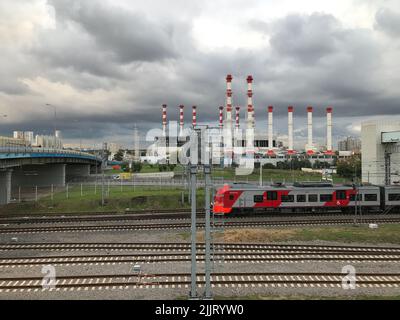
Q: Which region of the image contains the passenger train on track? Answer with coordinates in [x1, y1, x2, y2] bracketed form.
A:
[212, 182, 400, 215]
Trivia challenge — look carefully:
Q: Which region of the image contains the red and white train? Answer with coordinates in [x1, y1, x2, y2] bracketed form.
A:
[212, 182, 400, 215]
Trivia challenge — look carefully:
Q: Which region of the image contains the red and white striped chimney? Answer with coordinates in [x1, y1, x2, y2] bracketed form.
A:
[325, 107, 333, 155]
[306, 106, 314, 155]
[246, 75, 254, 127]
[224, 75, 233, 163]
[179, 105, 184, 136]
[192, 105, 197, 128]
[219, 106, 223, 129]
[267, 106, 275, 156]
[246, 75, 254, 154]
[162, 104, 167, 136]
[287, 106, 294, 154]
[226, 74, 233, 123]
[235, 106, 240, 129]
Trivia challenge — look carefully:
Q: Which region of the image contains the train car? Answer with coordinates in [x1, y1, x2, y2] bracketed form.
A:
[213, 182, 381, 215]
[382, 185, 400, 210]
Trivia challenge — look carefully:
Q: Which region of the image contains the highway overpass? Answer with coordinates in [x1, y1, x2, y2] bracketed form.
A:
[0, 147, 102, 205]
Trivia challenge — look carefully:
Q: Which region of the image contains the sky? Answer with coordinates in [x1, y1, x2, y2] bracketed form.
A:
[0, 0, 400, 149]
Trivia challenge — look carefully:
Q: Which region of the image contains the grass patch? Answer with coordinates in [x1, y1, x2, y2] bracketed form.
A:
[0, 186, 205, 215]
[192, 224, 400, 245]
[210, 168, 347, 184]
[196, 229, 297, 243]
[109, 166, 349, 183]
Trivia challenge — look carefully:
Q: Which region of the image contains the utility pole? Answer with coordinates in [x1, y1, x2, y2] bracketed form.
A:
[353, 183, 358, 225]
[101, 142, 107, 206]
[204, 164, 212, 299]
[189, 163, 197, 299]
[384, 151, 391, 186]
[353, 164, 359, 225]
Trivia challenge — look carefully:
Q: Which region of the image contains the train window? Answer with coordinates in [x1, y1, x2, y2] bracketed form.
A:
[266, 191, 278, 200]
[297, 195, 306, 202]
[336, 190, 347, 200]
[320, 194, 333, 202]
[349, 194, 362, 201]
[281, 195, 294, 202]
[254, 195, 264, 203]
[365, 194, 377, 201]
[308, 194, 318, 202]
[388, 194, 400, 201]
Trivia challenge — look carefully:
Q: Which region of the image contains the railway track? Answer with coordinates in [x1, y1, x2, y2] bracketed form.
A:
[0, 211, 200, 225]
[1, 250, 400, 267]
[1, 217, 400, 234]
[1, 272, 399, 292]
[1, 242, 400, 253]
[1, 242, 399, 266]
[0, 210, 392, 226]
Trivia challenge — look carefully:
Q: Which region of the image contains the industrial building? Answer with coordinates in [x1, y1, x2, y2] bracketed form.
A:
[149, 74, 336, 165]
[361, 119, 400, 185]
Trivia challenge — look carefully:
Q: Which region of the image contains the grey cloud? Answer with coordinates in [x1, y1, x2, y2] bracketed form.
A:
[0, 79, 30, 95]
[269, 13, 340, 64]
[31, 27, 126, 79]
[375, 8, 400, 37]
[48, 0, 180, 64]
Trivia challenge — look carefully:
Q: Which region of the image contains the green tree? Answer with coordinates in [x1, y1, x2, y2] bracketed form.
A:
[262, 163, 275, 169]
[131, 162, 142, 173]
[113, 149, 124, 161]
[336, 156, 361, 180]
[121, 163, 130, 172]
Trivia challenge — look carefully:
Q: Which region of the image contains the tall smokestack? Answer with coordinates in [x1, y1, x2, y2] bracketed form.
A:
[246, 75, 254, 127]
[267, 106, 275, 156]
[326, 107, 333, 155]
[287, 106, 294, 154]
[246, 75, 254, 154]
[225, 74, 233, 123]
[162, 104, 167, 136]
[179, 105, 184, 137]
[306, 106, 314, 154]
[224, 75, 233, 164]
[235, 106, 240, 129]
[219, 106, 223, 129]
[192, 105, 197, 128]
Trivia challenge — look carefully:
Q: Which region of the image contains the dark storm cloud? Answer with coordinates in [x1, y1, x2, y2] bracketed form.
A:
[248, 12, 390, 123]
[48, 0, 179, 64]
[31, 27, 126, 79]
[269, 13, 339, 64]
[375, 8, 400, 37]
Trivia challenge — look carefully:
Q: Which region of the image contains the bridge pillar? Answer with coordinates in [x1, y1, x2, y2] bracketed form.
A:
[0, 169, 12, 205]
[66, 164, 91, 182]
[12, 164, 66, 187]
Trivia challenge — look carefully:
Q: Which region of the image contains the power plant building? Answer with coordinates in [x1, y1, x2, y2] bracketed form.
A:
[361, 119, 400, 185]
[150, 74, 336, 164]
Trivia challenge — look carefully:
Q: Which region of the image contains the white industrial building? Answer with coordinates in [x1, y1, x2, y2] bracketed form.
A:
[361, 119, 400, 185]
